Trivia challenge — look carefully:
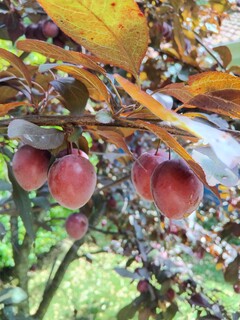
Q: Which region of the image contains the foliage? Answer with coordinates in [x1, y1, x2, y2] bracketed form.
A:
[0, 0, 239, 319]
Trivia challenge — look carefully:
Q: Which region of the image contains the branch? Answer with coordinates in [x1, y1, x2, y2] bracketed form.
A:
[0, 115, 194, 138]
[33, 239, 84, 320]
[89, 225, 123, 235]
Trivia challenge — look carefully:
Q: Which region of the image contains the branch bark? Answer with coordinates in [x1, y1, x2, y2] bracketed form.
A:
[33, 239, 84, 320]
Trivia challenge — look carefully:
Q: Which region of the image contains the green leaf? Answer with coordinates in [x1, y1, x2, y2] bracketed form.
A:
[51, 77, 89, 115]
[7, 165, 34, 239]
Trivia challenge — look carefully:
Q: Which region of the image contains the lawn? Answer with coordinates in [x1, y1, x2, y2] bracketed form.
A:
[28, 240, 239, 320]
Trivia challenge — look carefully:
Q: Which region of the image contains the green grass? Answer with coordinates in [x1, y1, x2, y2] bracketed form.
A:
[28, 243, 239, 320]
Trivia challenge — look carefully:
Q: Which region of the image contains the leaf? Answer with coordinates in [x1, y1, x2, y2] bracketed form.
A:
[158, 83, 194, 103]
[16, 39, 105, 74]
[0, 101, 31, 116]
[0, 48, 32, 88]
[220, 222, 240, 239]
[224, 254, 240, 284]
[192, 147, 239, 187]
[114, 74, 182, 123]
[53, 65, 110, 102]
[8, 119, 64, 150]
[51, 77, 89, 115]
[186, 92, 240, 119]
[173, 14, 185, 56]
[164, 302, 178, 320]
[96, 109, 114, 124]
[7, 165, 34, 239]
[115, 75, 240, 169]
[97, 128, 133, 157]
[189, 293, 212, 308]
[213, 46, 232, 68]
[36, 0, 148, 78]
[136, 120, 219, 198]
[0, 86, 18, 103]
[114, 267, 140, 279]
[0, 287, 28, 305]
[188, 71, 240, 95]
[117, 296, 143, 320]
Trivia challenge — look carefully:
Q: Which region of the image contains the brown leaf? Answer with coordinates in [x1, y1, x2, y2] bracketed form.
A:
[186, 92, 240, 118]
[213, 46, 232, 69]
[16, 40, 105, 74]
[173, 14, 185, 56]
[97, 127, 133, 157]
[0, 48, 32, 88]
[136, 120, 220, 199]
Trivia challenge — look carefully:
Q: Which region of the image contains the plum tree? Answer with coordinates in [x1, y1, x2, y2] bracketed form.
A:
[48, 154, 97, 209]
[12, 145, 51, 191]
[131, 150, 168, 201]
[151, 159, 204, 219]
[65, 212, 89, 240]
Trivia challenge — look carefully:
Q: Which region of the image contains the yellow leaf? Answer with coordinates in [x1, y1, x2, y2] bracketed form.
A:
[188, 71, 240, 95]
[54, 65, 110, 102]
[36, 0, 148, 78]
[17, 40, 105, 74]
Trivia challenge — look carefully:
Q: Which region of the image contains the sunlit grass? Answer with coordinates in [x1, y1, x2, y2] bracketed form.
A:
[28, 242, 239, 320]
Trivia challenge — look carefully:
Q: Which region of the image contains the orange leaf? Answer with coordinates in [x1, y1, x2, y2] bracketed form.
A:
[188, 71, 240, 95]
[0, 48, 32, 88]
[36, 0, 148, 78]
[114, 74, 181, 124]
[0, 101, 31, 116]
[136, 120, 220, 199]
[54, 65, 110, 102]
[16, 40, 105, 74]
[97, 127, 133, 157]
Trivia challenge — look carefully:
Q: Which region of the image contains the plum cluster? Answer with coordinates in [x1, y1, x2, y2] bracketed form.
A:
[131, 151, 204, 219]
[12, 145, 96, 239]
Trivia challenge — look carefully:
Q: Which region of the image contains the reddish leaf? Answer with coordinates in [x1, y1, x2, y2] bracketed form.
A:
[0, 48, 32, 88]
[136, 120, 220, 199]
[36, 0, 148, 78]
[97, 128, 133, 157]
[213, 46, 232, 69]
[0, 101, 31, 116]
[17, 40, 105, 74]
[189, 293, 212, 308]
[186, 93, 240, 118]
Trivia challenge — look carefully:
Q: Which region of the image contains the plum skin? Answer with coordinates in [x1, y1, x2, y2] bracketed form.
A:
[65, 213, 89, 240]
[12, 145, 51, 191]
[151, 159, 204, 219]
[48, 154, 97, 210]
[131, 150, 168, 201]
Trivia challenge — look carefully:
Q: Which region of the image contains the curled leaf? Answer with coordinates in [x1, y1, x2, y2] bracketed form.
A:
[8, 119, 64, 150]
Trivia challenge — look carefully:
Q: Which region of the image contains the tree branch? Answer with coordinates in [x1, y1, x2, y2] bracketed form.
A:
[0, 115, 194, 138]
[33, 239, 84, 320]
